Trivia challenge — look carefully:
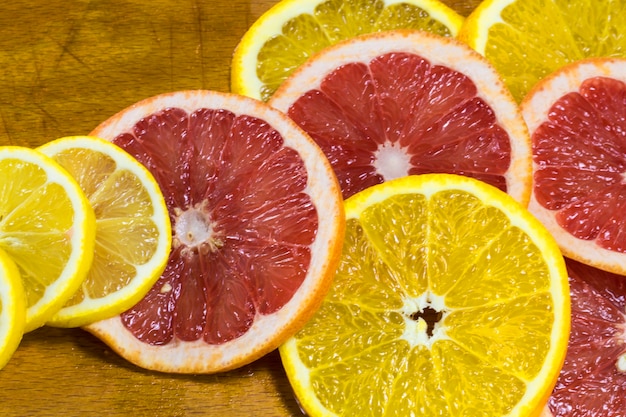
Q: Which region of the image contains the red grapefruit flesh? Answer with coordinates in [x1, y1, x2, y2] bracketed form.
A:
[521, 58, 626, 275]
[269, 30, 532, 204]
[546, 258, 626, 416]
[85, 90, 345, 373]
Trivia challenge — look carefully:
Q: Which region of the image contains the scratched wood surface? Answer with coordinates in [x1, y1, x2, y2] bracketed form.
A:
[0, 1, 480, 416]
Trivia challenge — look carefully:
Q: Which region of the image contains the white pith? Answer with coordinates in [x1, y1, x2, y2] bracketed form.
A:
[374, 142, 412, 181]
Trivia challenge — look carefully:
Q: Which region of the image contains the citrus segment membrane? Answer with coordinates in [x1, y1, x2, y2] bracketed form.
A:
[38, 136, 171, 328]
[86, 90, 345, 373]
[0, 146, 96, 332]
[458, 0, 626, 102]
[269, 30, 532, 205]
[521, 58, 626, 275]
[546, 259, 626, 416]
[280, 174, 570, 417]
[0, 247, 26, 370]
[231, 0, 464, 101]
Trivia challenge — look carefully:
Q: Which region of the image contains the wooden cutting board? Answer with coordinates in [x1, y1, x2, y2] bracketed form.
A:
[0, 1, 481, 415]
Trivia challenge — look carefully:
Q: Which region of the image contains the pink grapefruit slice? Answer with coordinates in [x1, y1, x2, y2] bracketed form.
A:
[521, 57, 626, 275]
[84, 90, 345, 373]
[544, 258, 626, 416]
[268, 30, 532, 204]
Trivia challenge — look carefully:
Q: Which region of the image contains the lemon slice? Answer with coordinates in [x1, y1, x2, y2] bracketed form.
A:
[0, 146, 96, 332]
[231, 0, 464, 101]
[37, 136, 171, 328]
[280, 173, 570, 416]
[0, 247, 26, 370]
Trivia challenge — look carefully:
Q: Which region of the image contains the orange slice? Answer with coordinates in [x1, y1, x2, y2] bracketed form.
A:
[85, 90, 345, 373]
[280, 173, 570, 416]
[268, 30, 532, 205]
[521, 57, 626, 275]
[542, 258, 626, 417]
[458, 0, 626, 102]
[231, 0, 464, 101]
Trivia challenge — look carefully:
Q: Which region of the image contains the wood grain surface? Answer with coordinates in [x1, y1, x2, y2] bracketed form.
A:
[0, 1, 480, 416]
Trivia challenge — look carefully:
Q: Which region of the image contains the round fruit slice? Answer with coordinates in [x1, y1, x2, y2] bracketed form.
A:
[0, 146, 96, 332]
[269, 30, 532, 204]
[37, 136, 171, 328]
[544, 258, 626, 416]
[0, 247, 26, 370]
[85, 90, 345, 373]
[458, 0, 626, 103]
[521, 57, 626, 275]
[231, 0, 464, 101]
[280, 173, 570, 417]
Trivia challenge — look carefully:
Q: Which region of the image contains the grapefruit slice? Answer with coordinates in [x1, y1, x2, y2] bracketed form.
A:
[268, 30, 532, 204]
[521, 57, 626, 275]
[544, 258, 626, 416]
[85, 90, 345, 373]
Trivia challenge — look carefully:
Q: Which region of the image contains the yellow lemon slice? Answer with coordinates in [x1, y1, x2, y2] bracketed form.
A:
[280, 173, 570, 416]
[458, 0, 626, 102]
[38, 136, 171, 328]
[0, 247, 26, 370]
[0, 146, 96, 332]
[231, 0, 464, 101]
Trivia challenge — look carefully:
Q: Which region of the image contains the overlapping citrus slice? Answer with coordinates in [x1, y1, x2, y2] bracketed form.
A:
[269, 30, 532, 204]
[0, 146, 96, 332]
[521, 57, 626, 275]
[0, 247, 26, 370]
[458, 0, 626, 102]
[280, 173, 570, 416]
[543, 258, 626, 417]
[231, 0, 464, 101]
[37, 136, 171, 328]
[85, 90, 345, 373]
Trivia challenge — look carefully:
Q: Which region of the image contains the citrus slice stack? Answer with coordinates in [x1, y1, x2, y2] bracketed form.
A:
[269, 30, 532, 204]
[542, 258, 626, 417]
[231, 0, 464, 101]
[458, 0, 626, 102]
[0, 247, 26, 370]
[280, 173, 570, 416]
[85, 90, 345, 373]
[0, 146, 96, 332]
[521, 57, 626, 275]
[37, 136, 171, 328]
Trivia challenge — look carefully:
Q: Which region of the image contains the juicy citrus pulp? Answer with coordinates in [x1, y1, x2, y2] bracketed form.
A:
[521, 57, 626, 275]
[0, 146, 96, 332]
[458, 0, 626, 102]
[37, 136, 171, 328]
[269, 30, 532, 204]
[280, 173, 570, 416]
[542, 258, 626, 417]
[0, 247, 26, 370]
[85, 90, 345, 373]
[231, 0, 464, 101]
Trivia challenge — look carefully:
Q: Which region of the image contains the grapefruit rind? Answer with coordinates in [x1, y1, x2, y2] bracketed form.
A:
[280, 174, 570, 417]
[85, 90, 345, 373]
[268, 30, 532, 206]
[521, 58, 626, 275]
